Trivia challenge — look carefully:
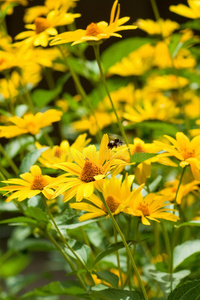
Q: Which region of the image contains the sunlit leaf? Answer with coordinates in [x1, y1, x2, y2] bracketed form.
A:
[173, 240, 200, 270]
[19, 147, 49, 174]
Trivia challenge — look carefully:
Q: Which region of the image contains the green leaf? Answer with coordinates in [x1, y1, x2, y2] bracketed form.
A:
[64, 239, 91, 265]
[168, 34, 183, 58]
[131, 152, 157, 163]
[95, 270, 119, 288]
[22, 281, 85, 297]
[8, 238, 54, 252]
[132, 121, 178, 136]
[101, 37, 155, 72]
[89, 287, 142, 300]
[57, 216, 105, 230]
[67, 57, 99, 81]
[149, 175, 162, 192]
[173, 240, 200, 270]
[0, 217, 37, 226]
[181, 19, 200, 31]
[149, 269, 190, 297]
[176, 221, 200, 228]
[19, 147, 49, 174]
[167, 280, 200, 300]
[6, 274, 39, 295]
[26, 206, 48, 222]
[0, 254, 31, 278]
[93, 240, 137, 266]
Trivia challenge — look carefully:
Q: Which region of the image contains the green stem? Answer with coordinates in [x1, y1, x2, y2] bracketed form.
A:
[58, 46, 102, 142]
[45, 229, 87, 290]
[41, 196, 95, 286]
[160, 222, 171, 273]
[150, 0, 160, 21]
[101, 197, 148, 300]
[113, 224, 124, 289]
[93, 44, 131, 160]
[175, 167, 186, 204]
[0, 144, 18, 175]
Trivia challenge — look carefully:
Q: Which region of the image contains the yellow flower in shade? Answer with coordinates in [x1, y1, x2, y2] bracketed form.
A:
[146, 74, 189, 90]
[15, 10, 80, 47]
[49, 134, 128, 202]
[126, 193, 179, 225]
[0, 165, 54, 202]
[36, 134, 91, 168]
[136, 18, 179, 37]
[72, 111, 116, 136]
[159, 179, 199, 205]
[170, 0, 200, 19]
[70, 174, 144, 221]
[123, 97, 180, 124]
[50, 0, 137, 46]
[155, 132, 200, 180]
[108, 44, 154, 76]
[0, 109, 62, 138]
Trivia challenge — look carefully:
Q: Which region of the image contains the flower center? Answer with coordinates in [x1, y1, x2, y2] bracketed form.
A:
[54, 146, 63, 158]
[86, 23, 102, 36]
[31, 175, 49, 190]
[102, 196, 121, 213]
[137, 201, 150, 216]
[132, 144, 146, 154]
[79, 160, 104, 182]
[34, 17, 50, 34]
[181, 149, 195, 159]
[0, 57, 6, 65]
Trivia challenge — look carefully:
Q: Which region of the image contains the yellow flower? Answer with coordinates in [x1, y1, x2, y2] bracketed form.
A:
[15, 10, 80, 47]
[36, 134, 91, 168]
[126, 193, 179, 225]
[50, 0, 137, 46]
[109, 44, 154, 76]
[155, 132, 200, 180]
[70, 174, 144, 221]
[146, 74, 189, 90]
[0, 165, 54, 202]
[0, 0, 27, 15]
[170, 0, 200, 19]
[49, 134, 128, 202]
[0, 109, 62, 138]
[136, 18, 179, 37]
[159, 179, 199, 205]
[123, 97, 180, 124]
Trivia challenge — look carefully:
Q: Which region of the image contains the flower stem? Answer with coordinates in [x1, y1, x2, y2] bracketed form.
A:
[58, 46, 103, 142]
[175, 167, 185, 204]
[93, 44, 131, 160]
[0, 144, 18, 175]
[41, 196, 95, 286]
[101, 197, 148, 299]
[113, 224, 124, 289]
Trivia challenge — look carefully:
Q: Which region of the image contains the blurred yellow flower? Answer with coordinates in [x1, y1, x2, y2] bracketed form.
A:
[0, 165, 54, 202]
[50, 0, 137, 46]
[0, 109, 62, 138]
[147, 74, 189, 90]
[170, 0, 200, 19]
[136, 18, 179, 37]
[109, 44, 154, 76]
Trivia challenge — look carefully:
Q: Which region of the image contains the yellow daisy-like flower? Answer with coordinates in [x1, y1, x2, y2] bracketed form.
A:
[0, 165, 54, 202]
[36, 133, 91, 168]
[155, 132, 200, 180]
[126, 193, 179, 225]
[15, 10, 80, 47]
[70, 174, 144, 221]
[50, 0, 137, 46]
[136, 18, 179, 37]
[0, 109, 62, 138]
[170, 0, 200, 19]
[49, 134, 128, 202]
[109, 44, 154, 76]
[146, 74, 189, 90]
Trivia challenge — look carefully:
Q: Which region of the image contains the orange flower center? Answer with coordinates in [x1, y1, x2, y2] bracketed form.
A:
[137, 201, 150, 216]
[79, 160, 104, 182]
[86, 22, 102, 36]
[181, 149, 195, 159]
[54, 147, 64, 158]
[102, 196, 121, 213]
[131, 144, 146, 154]
[31, 175, 49, 190]
[34, 17, 50, 34]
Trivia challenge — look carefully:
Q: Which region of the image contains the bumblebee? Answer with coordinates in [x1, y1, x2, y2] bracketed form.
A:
[107, 138, 124, 149]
